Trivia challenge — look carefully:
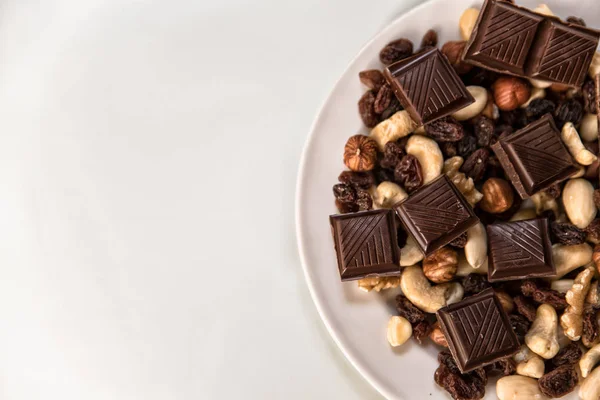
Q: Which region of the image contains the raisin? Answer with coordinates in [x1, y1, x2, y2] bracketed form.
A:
[396, 295, 427, 324]
[551, 222, 586, 245]
[462, 274, 491, 295]
[552, 343, 583, 367]
[374, 84, 393, 114]
[595, 190, 600, 209]
[544, 183, 561, 199]
[494, 124, 513, 139]
[397, 227, 408, 248]
[555, 99, 583, 128]
[509, 314, 531, 344]
[457, 135, 477, 158]
[449, 233, 468, 249]
[566, 16, 586, 26]
[472, 115, 495, 147]
[335, 199, 358, 214]
[379, 38, 413, 65]
[538, 365, 578, 398]
[585, 219, 600, 244]
[358, 69, 386, 91]
[395, 155, 423, 192]
[358, 90, 380, 128]
[333, 183, 356, 203]
[380, 141, 405, 169]
[413, 321, 432, 344]
[500, 108, 528, 129]
[425, 116, 465, 142]
[438, 350, 461, 374]
[525, 98, 556, 120]
[463, 67, 497, 88]
[338, 171, 375, 190]
[420, 29, 438, 49]
[514, 295, 537, 322]
[356, 190, 373, 211]
[373, 166, 395, 184]
[435, 351, 487, 400]
[461, 148, 489, 182]
[521, 280, 568, 310]
[380, 96, 402, 120]
[583, 79, 597, 114]
[582, 309, 599, 347]
[441, 142, 458, 158]
[484, 358, 515, 377]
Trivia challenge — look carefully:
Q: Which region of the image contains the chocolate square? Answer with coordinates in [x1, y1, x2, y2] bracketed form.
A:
[437, 288, 520, 373]
[464, 0, 544, 76]
[329, 209, 400, 281]
[394, 175, 479, 255]
[383, 48, 474, 125]
[491, 114, 578, 198]
[487, 218, 555, 282]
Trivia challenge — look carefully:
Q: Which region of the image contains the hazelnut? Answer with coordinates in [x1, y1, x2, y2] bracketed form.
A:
[480, 178, 515, 214]
[493, 77, 531, 111]
[429, 322, 448, 347]
[441, 41, 472, 75]
[343, 135, 378, 171]
[495, 290, 515, 314]
[422, 247, 458, 283]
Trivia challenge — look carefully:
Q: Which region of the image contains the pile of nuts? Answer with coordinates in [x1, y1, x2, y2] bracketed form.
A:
[333, 4, 600, 400]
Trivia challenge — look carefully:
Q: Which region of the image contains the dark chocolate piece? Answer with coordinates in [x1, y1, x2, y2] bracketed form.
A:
[487, 218, 555, 282]
[394, 175, 479, 255]
[491, 114, 578, 198]
[329, 209, 400, 281]
[437, 288, 520, 373]
[463, 0, 600, 87]
[384, 48, 474, 125]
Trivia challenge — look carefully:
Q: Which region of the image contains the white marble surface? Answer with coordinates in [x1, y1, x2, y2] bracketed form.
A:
[0, 0, 423, 398]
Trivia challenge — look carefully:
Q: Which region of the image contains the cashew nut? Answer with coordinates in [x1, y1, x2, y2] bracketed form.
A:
[358, 276, 401, 292]
[550, 279, 575, 294]
[406, 135, 442, 184]
[552, 243, 593, 279]
[373, 182, 407, 209]
[531, 190, 558, 219]
[561, 123, 597, 166]
[580, 343, 600, 378]
[496, 290, 514, 314]
[456, 252, 488, 276]
[525, 304, 560, 359]
[465, 223, 487, 269]
[443, 156, 483, 206]
[563, 179, 597, 229]
[400, 235, 424, 267]
[510, 207, 538, 222]
[370, 110, 416, 150]
[530, 78, 553, 89]
[459, 8, 479, 41]
[561, 266, 595, 341]
[400, 266, 463, 313]
[589, 52, 600, 78]
[572, 165, 586, 178]
[496, 376, 549, 400]
[533, 4, 554, 16]
[452, 86, 487, 121]
[520, 87, 546, 109]
[387, 316, 412, 347]
[580, 365, 600, 400]
[580, 113, 599, 142]
[513, 345, 545, 379]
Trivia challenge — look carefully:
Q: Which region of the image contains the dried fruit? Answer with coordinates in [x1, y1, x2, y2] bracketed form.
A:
[373, 166, 395, 184]
[555, 98, 584, 128]
[394, 154, 423, 192]
[338, 171, 375, 190]
[586, 219, 600, 244]
[396, 295, 427, 324]
[343, 135, 378, 171]
[358, 90, 380, 128]
[499, 108, 528, 129]
[379, 96, 402, 120]
[472, 115, 495, 147]
[595, 190, 600, 209]
[461, 148, 489, 182]
[335, 199, 358, 214]
[551, 222, 586, 245]
[413, 321, 432, 344]
[359, 69, 386, 90]
[420, 29, 438, 49]
[449, 233, 468, 248]
[423, 247, 458, 283]
[493, 77, 531, 111]
[430, 322, 449, 347]
[514, 295, 537, 322]
[356, 190, 373, 211]
[435, 350, 487, 400]
[374, 84, 393, 114]
[484, 358, 515, 377]
[582, 309, 599, 348]
[457, 135, 477, 158]
[479, 178, 514, 214]
[462, 274, 491, 295]
[521, 280, 568, 310]
[509, 314, 531, 344]
[333, 183, 356, 203]
[538, 365, 578, 398]
[544, 183, 562, 200]
[494, 124, 514, 139]
[566, 16, 586, 26]
[552, 342, 583, 367]
[425, 116, 465, 142]
[380, 141, 405, 169]
[379, 38, 413, 65]
[525, 98, 556, 120]
[441, 142, 458, 158]
[463, 67, 497, 88]
[441, 41, 473, 75]
[583, 79, 597, 114]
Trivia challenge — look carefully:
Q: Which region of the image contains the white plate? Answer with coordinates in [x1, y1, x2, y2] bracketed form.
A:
[296, 0, 599, 398]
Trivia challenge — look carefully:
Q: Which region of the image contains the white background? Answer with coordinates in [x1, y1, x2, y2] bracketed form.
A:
[0, 0, 425, 399]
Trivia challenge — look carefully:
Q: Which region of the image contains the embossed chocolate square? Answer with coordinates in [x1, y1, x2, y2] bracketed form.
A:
[487, 218, 555, 282]
[329, 209, 400, 281]
[383, 48, 474, 125]
[394, 175, 479, 255]
[437, 288, 520, 373]
[491, 114, 578, 198]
